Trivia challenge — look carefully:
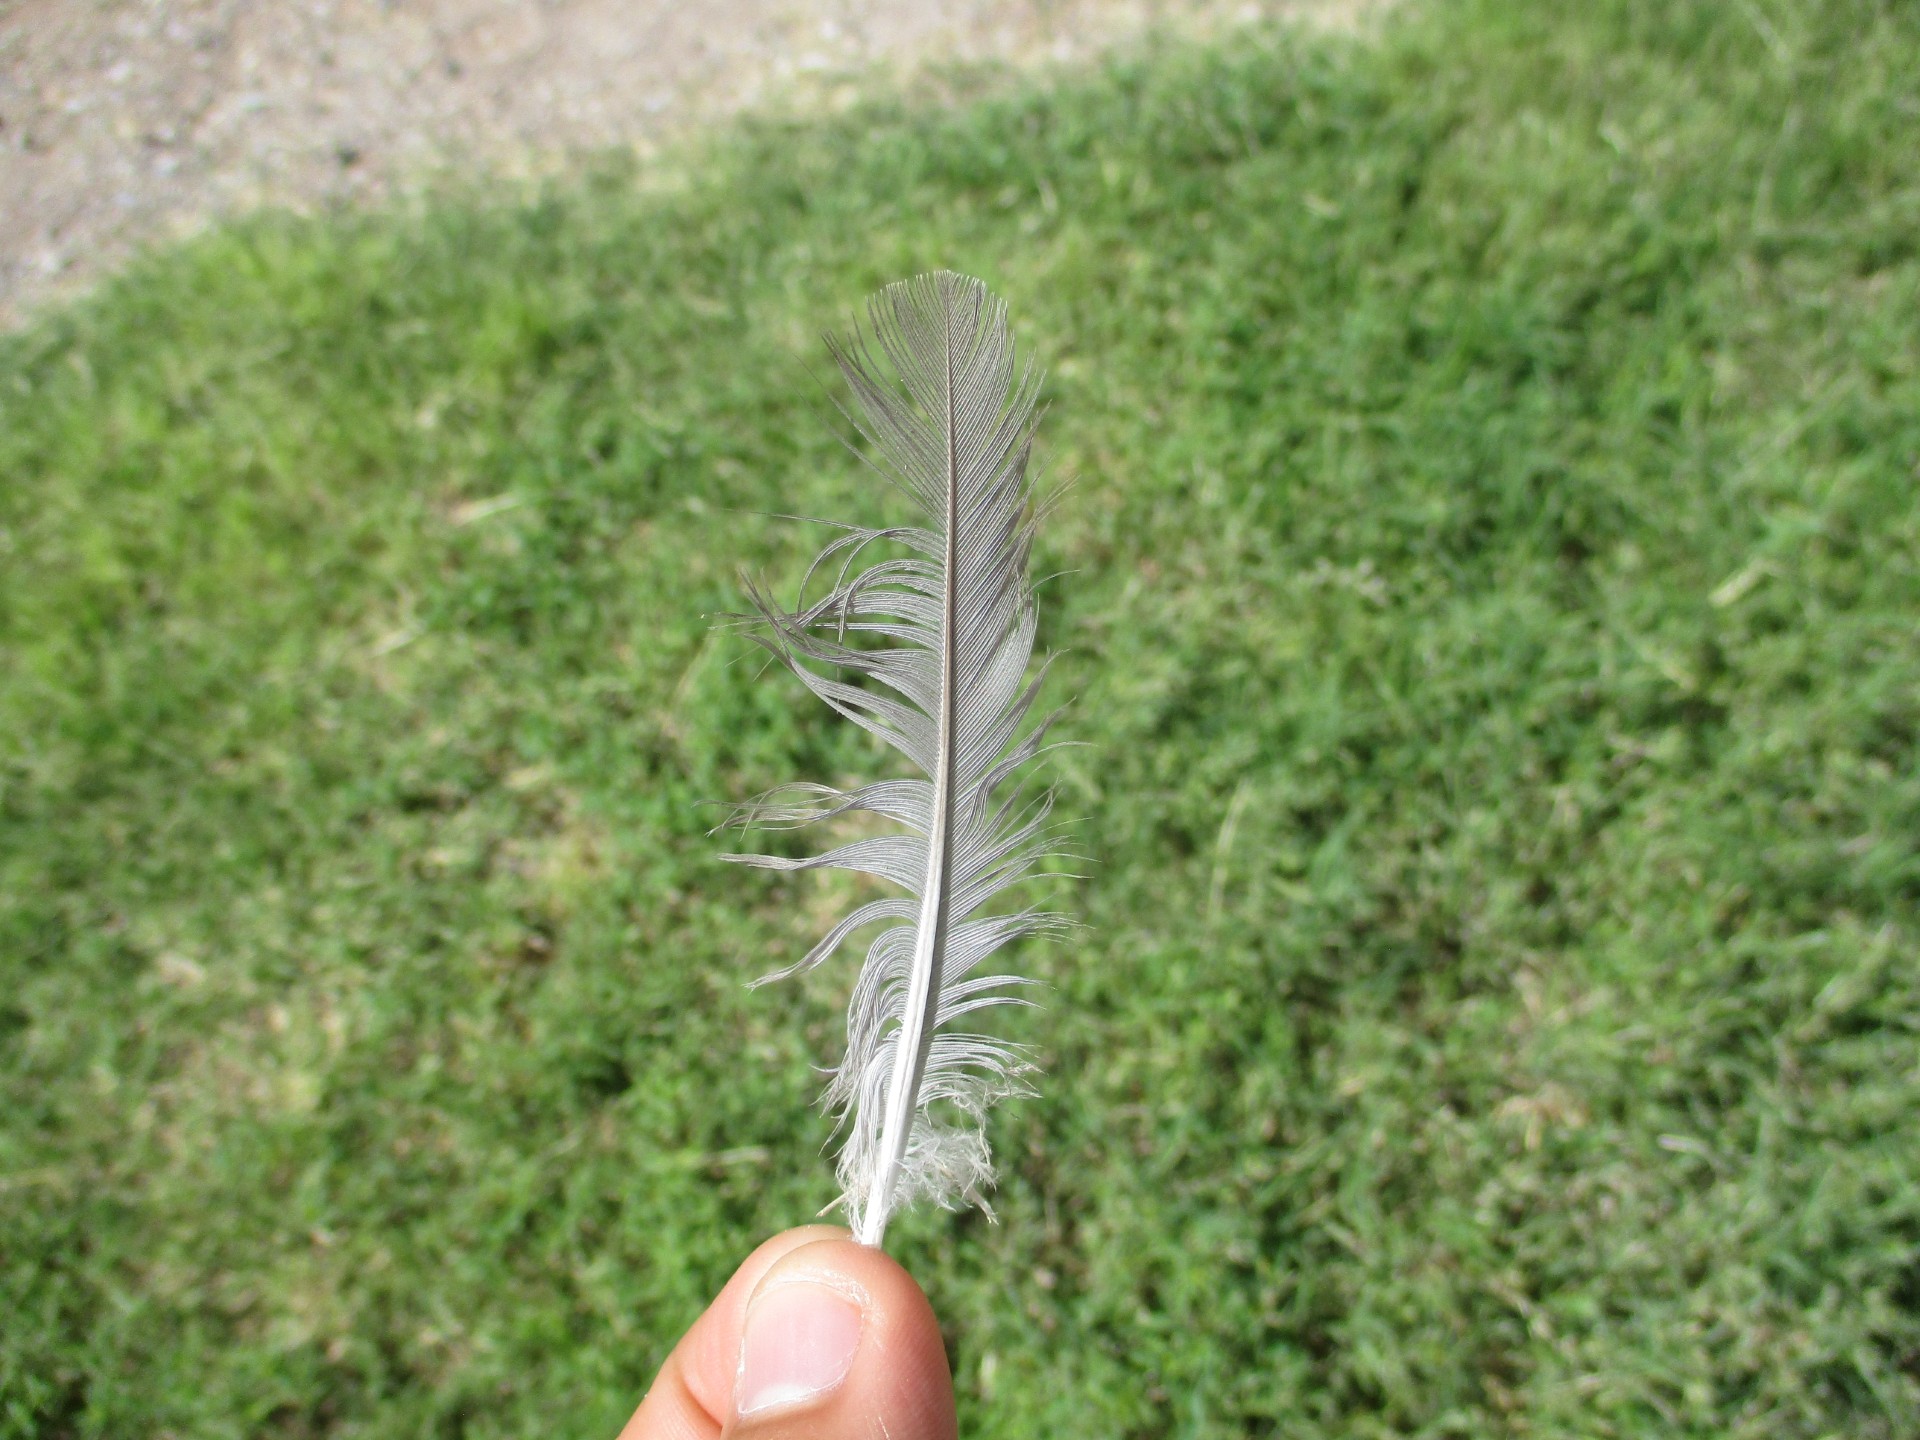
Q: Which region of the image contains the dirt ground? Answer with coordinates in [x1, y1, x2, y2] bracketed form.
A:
[0, 0, 1376, 329]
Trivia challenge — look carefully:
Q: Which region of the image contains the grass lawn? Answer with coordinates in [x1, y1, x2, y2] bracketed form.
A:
[3, 0, 1918, 1435]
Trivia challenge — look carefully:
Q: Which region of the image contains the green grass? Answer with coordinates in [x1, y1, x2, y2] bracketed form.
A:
[4, 0, 1918, 1434]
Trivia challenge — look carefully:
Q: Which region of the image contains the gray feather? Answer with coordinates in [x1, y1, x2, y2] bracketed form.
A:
[722, 271, 1067, 1246]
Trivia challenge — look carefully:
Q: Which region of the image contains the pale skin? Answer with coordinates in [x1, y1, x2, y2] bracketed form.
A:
[619, 1227, 959, 1440]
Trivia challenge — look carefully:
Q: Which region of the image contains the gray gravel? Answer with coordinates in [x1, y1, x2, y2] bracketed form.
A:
[0, 0, 1377, 329]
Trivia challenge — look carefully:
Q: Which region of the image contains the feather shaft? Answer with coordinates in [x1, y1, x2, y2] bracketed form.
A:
[863, 307, 960, 1247]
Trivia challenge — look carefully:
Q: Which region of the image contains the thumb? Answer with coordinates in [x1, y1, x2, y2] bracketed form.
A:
[619, 1226, 958, 1440]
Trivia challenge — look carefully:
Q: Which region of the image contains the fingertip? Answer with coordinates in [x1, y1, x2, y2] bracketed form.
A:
[728, 1236, 956, 1440]
[621, 1226, 846, 1440]
[680, 1227, 849, 1422]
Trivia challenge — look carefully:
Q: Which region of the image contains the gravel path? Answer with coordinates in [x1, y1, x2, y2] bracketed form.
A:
[0, 0, 1376, 329]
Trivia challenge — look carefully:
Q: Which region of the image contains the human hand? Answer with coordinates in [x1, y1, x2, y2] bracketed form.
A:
[618, 1225, 958, 1440]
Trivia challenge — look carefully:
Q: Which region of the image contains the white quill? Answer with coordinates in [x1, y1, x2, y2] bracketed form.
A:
[723, 271, 1068, 1248]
